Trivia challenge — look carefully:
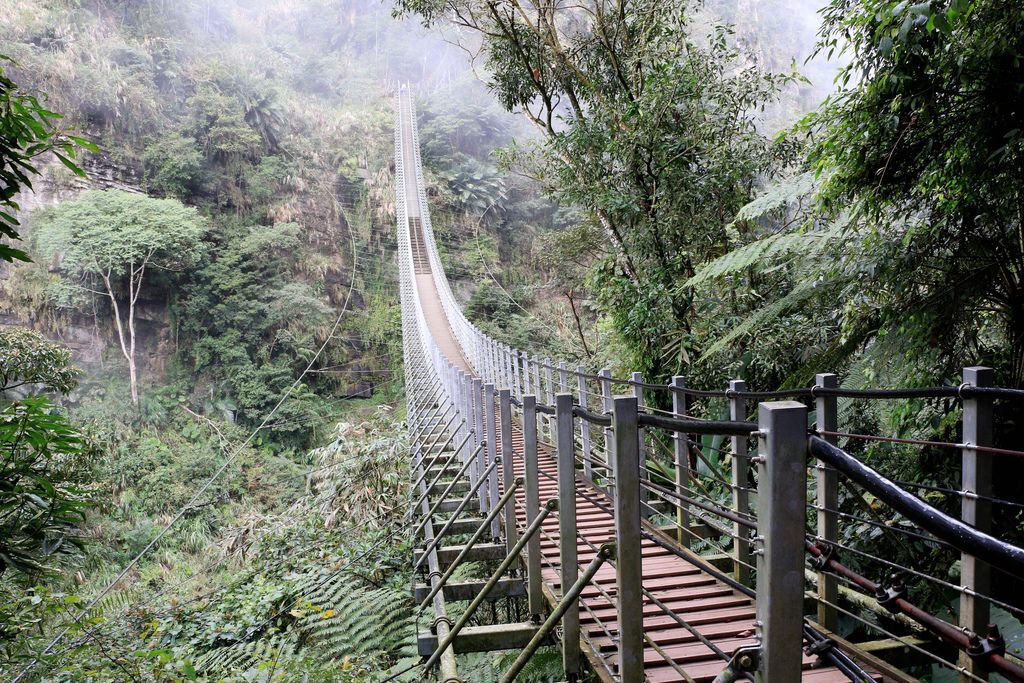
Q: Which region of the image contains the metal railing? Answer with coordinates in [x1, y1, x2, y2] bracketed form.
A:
[394, 87, 1024, 683]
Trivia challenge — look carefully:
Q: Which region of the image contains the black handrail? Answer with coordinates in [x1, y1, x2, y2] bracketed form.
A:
[808, 435, 1024, 579]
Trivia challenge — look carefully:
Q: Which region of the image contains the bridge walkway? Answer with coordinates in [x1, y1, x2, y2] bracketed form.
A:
[398, 90, 868, 682]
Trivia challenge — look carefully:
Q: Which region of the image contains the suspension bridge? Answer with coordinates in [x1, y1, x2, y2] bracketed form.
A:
[395, 88, 1024, 682]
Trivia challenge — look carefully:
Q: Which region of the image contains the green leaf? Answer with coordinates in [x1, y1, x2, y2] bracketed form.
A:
[52, 151, 85, 177]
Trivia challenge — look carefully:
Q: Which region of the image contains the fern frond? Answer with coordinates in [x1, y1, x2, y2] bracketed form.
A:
[698, 280, 830, 362]
[732, 171, 817, 224]
[686, 230, 827, 288]
[196, 632, 298, 675]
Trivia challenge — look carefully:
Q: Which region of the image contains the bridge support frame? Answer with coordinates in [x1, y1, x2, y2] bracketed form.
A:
[959, 366, 993, 682]
[814, 372, 839, 631]
[555, 392, 580, 679]
[612, 395, 644, 683]
[670, 376, 692, 548]
[730, 379, 752, 586]
[755, 400, 808, 683]
[522, 394, 544, 619]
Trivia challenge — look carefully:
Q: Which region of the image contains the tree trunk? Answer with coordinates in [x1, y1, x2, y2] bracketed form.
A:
[101, 269, 140, 407]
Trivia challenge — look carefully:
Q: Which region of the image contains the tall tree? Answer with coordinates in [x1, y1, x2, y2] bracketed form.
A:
[396, 0, 794, 377]
[805, 0, 1024, 384]
[33, 190, 208, 405]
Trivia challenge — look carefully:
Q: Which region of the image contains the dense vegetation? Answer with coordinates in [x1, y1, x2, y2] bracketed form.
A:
[1, 0, 1023, 681]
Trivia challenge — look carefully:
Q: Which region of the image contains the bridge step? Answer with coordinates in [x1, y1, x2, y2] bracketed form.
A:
[429, 517, 488, 535]
[434, 499, 469, 514]
[413, 577, 525, 602]
[428, 479, 470, 495]
[414, 542, 507, 567]
[417, 622, 543, 655]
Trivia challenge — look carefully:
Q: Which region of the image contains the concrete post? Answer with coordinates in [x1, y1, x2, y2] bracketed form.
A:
[960, 366, 993, 682]
[632, 372, 649, 517]
[499, 389, 518, 554]
[484, 383, 500, 537]
[612, 395, 643, 683]
[755, 401, 808, 683]
[472, 377, 486, 514]
[577, 366, 593, 482]
[599, 368, 615, 489]
[523, 394, 543, 619]
[555, 393, 580, 679]
[543, 358, 555, 440]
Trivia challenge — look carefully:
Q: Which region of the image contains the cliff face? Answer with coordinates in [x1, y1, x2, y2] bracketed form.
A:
[2, 153, 169, 376]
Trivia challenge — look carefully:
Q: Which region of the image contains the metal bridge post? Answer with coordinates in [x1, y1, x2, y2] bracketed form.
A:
[631, 373, 649, 519]
[520, 352, 528, 405]
[599, 368, 615, 492]
[814, 372, 839, 631]
[555, 392, 580, 679]
[960, 366, 993, 682]
[523, 394, 544, 619]
[473, 377, 486, 515]
[671, 376, 692, 547]
[577, 367, 593, 482]
[755, 401, 808, 683]
[485, 383, 500, 538]
[462, 371, 476, 492]
[612, 395, 644, 683]
[532, 355, 542, 410]
[558, 361, 569, 394]
[729, 379, 752, 586]
[543, 357, 554, 441]
[509, 345, 517, 396]
[499, 389, 518, 554]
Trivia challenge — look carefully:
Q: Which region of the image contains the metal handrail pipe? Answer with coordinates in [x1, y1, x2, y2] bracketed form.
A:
[417, 425, 466, 474]
[807, 543, 1024, 681]
[497, 545, 613, 683]
[413, 403, 455, 442]
[412, 444, 483, 537]
[572, 404, 611, 426]
[414, 455, 500, 567]
[409, 433, 472, 514]
[419, 478, 523, 608]
[421, 501, 558, 673]
[808, 436, 1024, 578]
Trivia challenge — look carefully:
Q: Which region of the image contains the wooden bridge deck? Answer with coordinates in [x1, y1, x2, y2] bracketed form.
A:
[398, 91, 872, 682]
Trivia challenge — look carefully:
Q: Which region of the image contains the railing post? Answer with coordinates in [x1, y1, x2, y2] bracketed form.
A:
[599, 368, 615, 490]
[499, 388, 518, 554]
[459, 371, 473, 488]
[612, 395, 643, 683]
[631, 372, 649, 518]
[755, 400, 808, 683]
[558, 361, 569, 394]
[485, 382, 500, 537]
[814, 372, 839, 631]
[473, 377, 486, 514]
[729, 379, 752, 586]
[671, 376, 691, 547]
[532, 355, 542, 404]
[577, 367, 593, 482]
[543, 357, 555, 440]
[520, 352, 528, 405]
[505, 345, 514, 394]
[523, 394, 543, 619]
[960, 366, 993, 682]
[555, 392, 580, 679]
